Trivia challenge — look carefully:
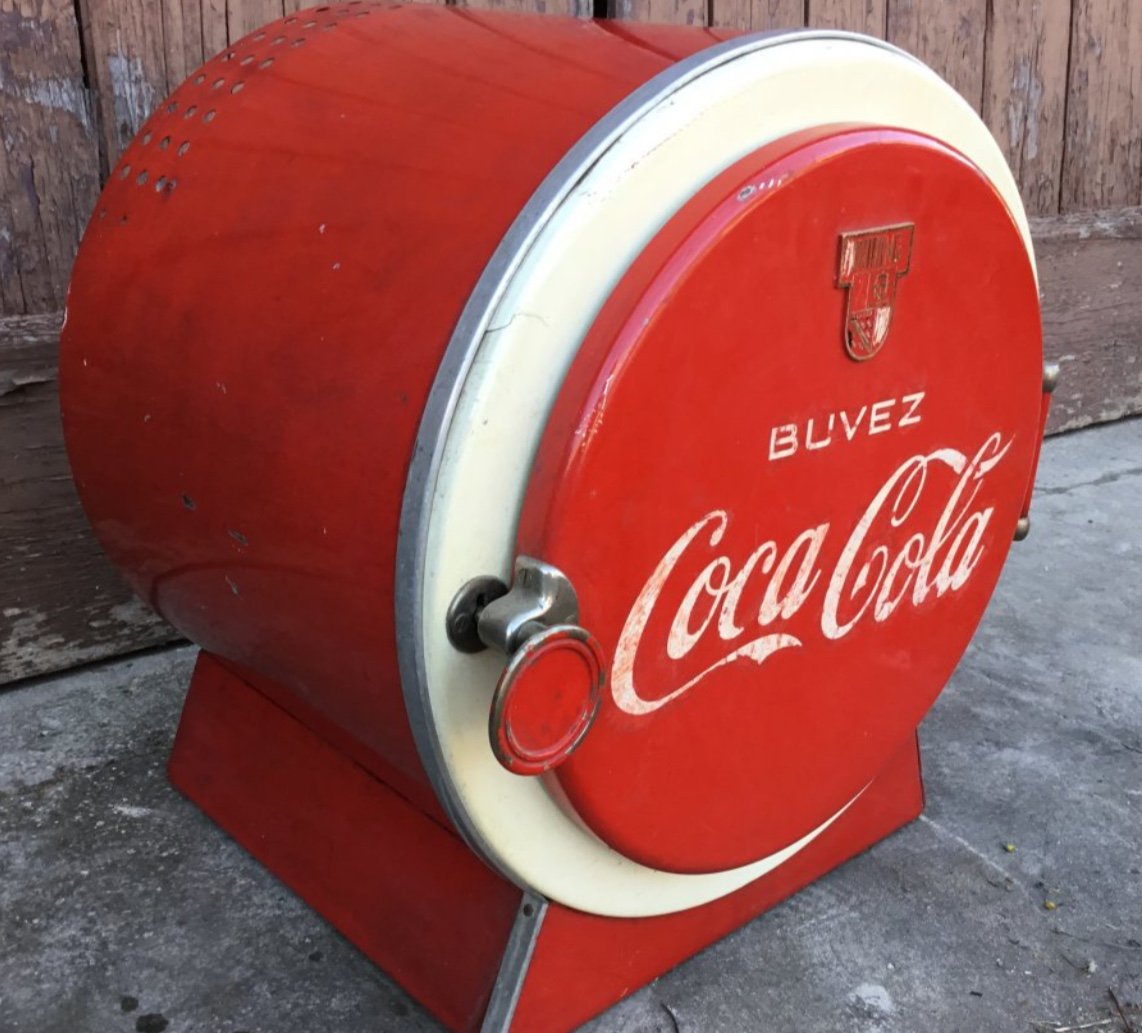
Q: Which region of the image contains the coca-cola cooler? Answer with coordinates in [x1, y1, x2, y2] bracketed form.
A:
[59, 6, 1056, 1030]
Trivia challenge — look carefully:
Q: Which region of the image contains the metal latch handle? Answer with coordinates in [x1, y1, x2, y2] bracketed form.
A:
[447, 557, 606, 776]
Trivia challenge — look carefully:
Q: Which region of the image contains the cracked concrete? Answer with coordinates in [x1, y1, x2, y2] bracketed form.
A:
[1, 418, 1140, 1033]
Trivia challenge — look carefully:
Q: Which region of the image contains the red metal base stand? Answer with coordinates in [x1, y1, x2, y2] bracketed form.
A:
[169, 652, 925, 1033]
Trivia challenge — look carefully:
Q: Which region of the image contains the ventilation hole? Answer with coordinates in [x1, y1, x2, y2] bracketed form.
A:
[259, 57, 274, 68]
[166, 102, 178, 114]
[185, 104, 198, 118]
[141, 131, 152, 145]
[253, 32, 265, 40]
[271, 35, 285, 44]
[212, 77, 225, 89]
[155, 176, 167, 192]
[231, 81, 244, 94]
[303, 19, 317, 27]
[177, 140, 190, 156]
[195, 74, 206, 84]
[136, 169, 149, 185]
[159, 135, 171, 149]
[203, 109, 216, 123]
[291, 37, 305, 46]
[240, 54, 254, 65]
[119, 163, 132, 179]
[284, 15, 296, 23]
[223, 50, 237, 61]
[167, 178, 178, 192]
[322, 21, 335, 29]
[119, 214, 129, 224]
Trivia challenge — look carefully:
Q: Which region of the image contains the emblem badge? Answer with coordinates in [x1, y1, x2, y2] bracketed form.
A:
[837, 224, 915, 361]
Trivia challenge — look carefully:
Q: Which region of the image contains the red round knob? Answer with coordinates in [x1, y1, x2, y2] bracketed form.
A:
[489, 624, 606, 776]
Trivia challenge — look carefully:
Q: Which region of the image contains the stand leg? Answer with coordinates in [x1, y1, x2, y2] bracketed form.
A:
[169, 651, 925, 1033]
[169, 651, 521, 1033]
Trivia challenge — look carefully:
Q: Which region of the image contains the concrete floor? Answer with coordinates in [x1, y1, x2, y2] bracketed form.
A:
[1, 418, 1140, 1033]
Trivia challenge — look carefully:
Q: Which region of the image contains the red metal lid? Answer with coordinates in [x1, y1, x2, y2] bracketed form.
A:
[517, 127, 1043, 874]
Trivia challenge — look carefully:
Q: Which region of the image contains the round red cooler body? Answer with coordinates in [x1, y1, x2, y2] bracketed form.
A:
[60, 4, 1044, 918]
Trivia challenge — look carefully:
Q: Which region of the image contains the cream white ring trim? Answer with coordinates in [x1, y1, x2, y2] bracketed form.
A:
[411, 33, 1033, 918]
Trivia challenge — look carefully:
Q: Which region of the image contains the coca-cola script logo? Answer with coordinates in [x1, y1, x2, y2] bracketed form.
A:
[612, 432, 1012, 716]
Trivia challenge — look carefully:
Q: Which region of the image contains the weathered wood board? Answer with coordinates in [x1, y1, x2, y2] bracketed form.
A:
[1062, 0, 1142, 210]
[76, 0, 207, 177]
[456, 0, 588, 14]
[806, 0, 885, 36]
[5, 0, 1142, 319]
[887, 0, 986, 112]
[709, 0, 803, 32]
[0, 0, 102, 314]
[1034, 208, 1142, 432]
[0, 313, 180, 684]
[3, 210, 1138, 685]
[982, 0, 1071, 217]
[609, 0, 707, 25]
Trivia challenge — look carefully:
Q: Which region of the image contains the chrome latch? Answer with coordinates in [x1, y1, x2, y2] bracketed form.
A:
[446, 557, 605, 776]
[446, 556, 580, 655]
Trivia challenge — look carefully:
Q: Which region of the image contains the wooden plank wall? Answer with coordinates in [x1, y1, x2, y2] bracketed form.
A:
[3, 0, 1140, 309]
[2, 0, 1141, 684]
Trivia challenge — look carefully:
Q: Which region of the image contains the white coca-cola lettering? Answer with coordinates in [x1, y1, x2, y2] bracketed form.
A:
[900, 391, 924, 427]
[868, 399, 893, 434]
[805, 415, 834, 450]
[768, 391, 926, 460]
[612, 432, 1012, 717]
[840, 406, 866, 440]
